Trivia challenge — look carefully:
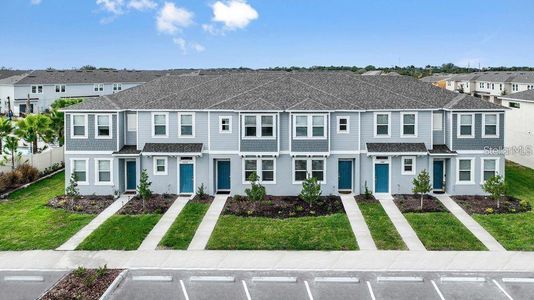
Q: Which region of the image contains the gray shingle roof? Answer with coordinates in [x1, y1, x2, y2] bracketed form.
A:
[142, 143, 203, 153]
[0, 70, 28, 81]
[64, 72, 504, 111]
[419, 74, 454, 83]
[366, 143, 427, 153]
[501, 89, 534, 102]
[113, 145, 141, 155]
[428, 144, 457, 154]
[448, 71, 534, 83]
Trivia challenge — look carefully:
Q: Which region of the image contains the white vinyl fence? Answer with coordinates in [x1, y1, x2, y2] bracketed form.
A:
[0, 146, 64, 173]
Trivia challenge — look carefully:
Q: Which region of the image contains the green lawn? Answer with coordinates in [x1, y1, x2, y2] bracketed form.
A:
[159, 202, 210, 249]
[404, 212, 487, 251]
[77, 214, 161, 250]
[471, 161, 534, 250]
[207, 214, 358, 250]
[358, 202, 407, 250]
[0, 172, 95, 250]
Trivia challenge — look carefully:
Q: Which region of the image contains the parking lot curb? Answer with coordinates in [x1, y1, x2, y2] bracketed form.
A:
[100, 269, 128, 300]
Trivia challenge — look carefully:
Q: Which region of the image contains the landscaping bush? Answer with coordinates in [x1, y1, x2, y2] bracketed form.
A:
[299, 176, 321, 207]
[412, 169, 432, 210]
[244, 172, 265, 202]
[482, 175, 506, 208]
[15, 164, 39, 183]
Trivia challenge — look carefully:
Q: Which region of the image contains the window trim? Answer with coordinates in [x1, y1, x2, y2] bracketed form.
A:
[292, 157, 326, 184]
[373, 112, 391, 138]
[94, 114, 113, 139]
[70, 158, 89, 185]
[241, 114, 277, 139]
[482, 113, 500, 138]
[151, 112, 169, 138]
[178, 112, 195, 138]
[127, 113, 137, 132]
[292, 114, 328, 139]
[94, 83, 104, 92]
[456, 157, 475, 185]
[401, 156, 416, 175]
[70, 113, 88, 139]
[480, 157, 500, 184]
[432, 112, 443, 131]
[55, 84, 66, 93]
[94, 158, 113, 185]
[219, 116, 232, 133]
[336, 116, 350, 134]
[457, 113, 475, 138]
[242, 158, 276, 184]
[112, 83, 122, 91]
[31, 85, 43, 94]
[400, 112, 418, 138]
[153, 156, 168, 176]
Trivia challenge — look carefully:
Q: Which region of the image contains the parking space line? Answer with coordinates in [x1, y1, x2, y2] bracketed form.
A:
[190, 276, 235, 282]
[431, 280, 445, 300]
[252, 276, 297, 283]
[242, 280, 252, 300]
[493, 279, 514, 300]
[377, 276, 424, 282]
[502, 277, 534, 283]
[131, 275, 173, 282]
[440, 277, 486, 283]
[180, 279, 190, 300]
[315, 277, 360, 283]
[366, 281, 376, 300]
[304, 280, 314, 300]
[3, 276, 44, 282]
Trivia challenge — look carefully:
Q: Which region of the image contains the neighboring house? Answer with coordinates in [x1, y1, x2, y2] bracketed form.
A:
[420, 73, 454, 89]
[0, 69, 193, 115]
[499, 90, 534, 168]
[62, 72, 506, 197]
[445, 71, 534, 103]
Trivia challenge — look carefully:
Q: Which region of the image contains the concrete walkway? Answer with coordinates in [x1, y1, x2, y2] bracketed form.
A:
[339, 194, 377, 250]
[435, 194, 506, 252]
[138, 196, 191, 250]
[376, 195, 426, 251]
[187, 194, 228, 250]
[57, 195, 132, 251]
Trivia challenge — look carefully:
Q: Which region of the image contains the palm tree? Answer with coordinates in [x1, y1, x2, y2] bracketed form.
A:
[3, 135, 20, 170]
[0, 117, 13, 151]
[15, 114, 53, 154]
[49, 109, 64, 146]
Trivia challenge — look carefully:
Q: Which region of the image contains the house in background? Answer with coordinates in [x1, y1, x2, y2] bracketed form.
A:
[62, 72, 505, 197]
[419, 73, 454, 89]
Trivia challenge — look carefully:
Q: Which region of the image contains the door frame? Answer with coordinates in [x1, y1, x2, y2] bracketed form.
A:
[372, 156, 391, 195]
[177, 156, 196, 195]
[124, 159, 137, 192]
[432, 158, 446, 192]
[338, 159, 353, 192]
[216, 159, 231, 193]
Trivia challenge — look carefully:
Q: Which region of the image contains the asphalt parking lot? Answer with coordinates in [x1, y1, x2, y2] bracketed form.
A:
[0, 270, 68, 300]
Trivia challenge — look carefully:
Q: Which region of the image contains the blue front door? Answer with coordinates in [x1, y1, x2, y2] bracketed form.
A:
[179, 164, 194, 194]
[217, 160, 231, 191]
[433, 160, 444, 190]
[338, 160, 352, 190]
[126, 161, 136, 191]
[374, 163, 389, 193]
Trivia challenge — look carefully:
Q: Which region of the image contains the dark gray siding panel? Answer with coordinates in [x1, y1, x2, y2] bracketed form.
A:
[452, 113, 504, 150]
[65, 114, 118, 151]
[125, 112, 137, 145]
[241, 139, 277, 152]
[433, 130, 444, 145]
[292, 140, 328, 152]
[118, 112, 125, 149]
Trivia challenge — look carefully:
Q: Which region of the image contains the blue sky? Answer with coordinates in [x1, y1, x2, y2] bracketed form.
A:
[2, 0, 534, 69]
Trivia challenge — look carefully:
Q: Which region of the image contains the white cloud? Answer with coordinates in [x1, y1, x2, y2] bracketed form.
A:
[127, 0, 157, 11]
[157, 2, 194, 34]
[191, 43, 206, 52]
[211, 0, 258, 30]
[30, 0, 42, 5]
[173, 37, 187, 53]
[202, 23, 225, 36]
[172, 38, 206, 54]
[96, 0, 125, 15]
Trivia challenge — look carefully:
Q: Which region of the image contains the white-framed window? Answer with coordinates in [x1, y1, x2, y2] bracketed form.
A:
[153, 157, 168, 175]
[55, 84, 66, 93]
[374, 112, 390, 137]
[70, 114, 88, 139]
[219, 116, 232, 133]
[95, 114, 112, 139]
[113, 83, 122, 91]
[479, 82, 484, 89]
[152, 112, 168, 138]
[457, 113, 474, 138]
[491, 83, 495, 90]
[456, 158, 474, 184]
[242, 114, 276, 139]
[94, 83, 104, 92]
[433, 112, 443, 131]
[31, 85, 43, 94]
[401, 156, 416, 175]
[178, 112, 195, 137]
[127, 113, 137, 131]
[528, 85, 534, 90]
[292, 158, 325, 184]
[509, 102, 520, 108]
[499, 84, 503, 91]
[336, 116, 349, 134]
[401, 112, 417, 137]
[292, 114, 327, 139]
[482, 113, 499, 138]
[95, 159, 113, 185]
[71, 159, 88, 185]
[481, 158, 499, 183]
[243, 158, 276, 184]
[512, 84, 518, 92]
[447, 81, 451, 87]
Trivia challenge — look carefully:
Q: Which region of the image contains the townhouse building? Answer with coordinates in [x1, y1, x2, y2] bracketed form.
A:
[63, 72, 506, 197]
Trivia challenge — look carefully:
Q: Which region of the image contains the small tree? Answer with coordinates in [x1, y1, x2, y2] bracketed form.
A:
[299, 176, 322, 207]
[137, 169, 152, 211]
[244, 172, 265, 201]
[196, 183, 207, 199]
[412, 169, 432, 210]
[66, 172, 80, 209]
[482, 175, 506, 209]
[2, 135, 21, 170]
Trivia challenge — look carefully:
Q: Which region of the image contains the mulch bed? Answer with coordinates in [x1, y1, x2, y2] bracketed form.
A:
[452, 195, 531, 215]
[119, 193, 177, 215]
[222, 195, 345, 218]
[190, 194, 214, 204]
[41, 268, 122, 300]
[393, 194, 447, 213]
[354, 194, 379, 204]
[48, 195, 115, 214]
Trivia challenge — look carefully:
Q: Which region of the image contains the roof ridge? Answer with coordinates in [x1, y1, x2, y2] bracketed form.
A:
[444, 93, 467, 109]
[102, 95, 121, 110]
[206, 75, 283, 109]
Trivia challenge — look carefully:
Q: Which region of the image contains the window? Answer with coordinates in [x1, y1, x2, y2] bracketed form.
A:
[219, 116, 232, 133]
[178, 113, 194, 137]
[509, 102, 520, 108]
[113, 83, 122, 91]
[481, 158, 498, 183]
[261, 116, 274, 137]
[31, 85, 43, 94]
[153, 157, 168, 175]
[447, 81, 451, 87]
[55, 84, 66, 93]
[94, 84, 104, 92]
[295, 115, 308, 137]
[244, 116, 257, 137]
[95, 159, 112, 184]
[95, 114, 112, 138]
[374, 112, 390, 137]
[401, 112, 417, 137]
[243, 158, 275, 183]
[458, 114, 474, 138]
[337, 116, 349, 133]
[293, 158, 325, 183]
[127, 113, 137, 131]
[152, 113, 168, 137]
[401, 156, 416, 175]
[500, 84, 503, 91]
[71, 114, 87, 138]
[433, 112, 443, 131]
[312, 116, 325, 137]
[479, 82, 484, 89]
[482, 113, 499, 138]
[72, 159, 88, 184]
[457, 158, 474, 184]
[292, 114, 327, 138]
[242, 114, 276, 138]
[528, 85, 534, 90]
[491, 83, 495, 90]
[512, 84, 518, 92]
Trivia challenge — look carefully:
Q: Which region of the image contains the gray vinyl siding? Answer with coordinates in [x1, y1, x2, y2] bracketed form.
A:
[432, 111, 445, 145]
[451, 113, 504, 150]
[125, 112, 137, 145]
[118, 112, 125, 149]
[330, 112, 359, 151]
[65, 154, 120, 195]
[209, 112, 239, 151]
[445, 153, 505, 195]
[279, 113, 289, 151]
[239, 114, 278, 153]
[65, 113, 118, 151]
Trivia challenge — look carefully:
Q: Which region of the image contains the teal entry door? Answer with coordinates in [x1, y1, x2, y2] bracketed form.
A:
[126, 161, 136, 191]
[374, 163, 389, 193]
[433, 160, 444, 191]
[179, 164, 194, 194]
[217, 160, 231, 191]
[338, 160, 353, 190]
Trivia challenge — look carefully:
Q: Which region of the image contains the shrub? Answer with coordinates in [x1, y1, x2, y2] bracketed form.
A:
[137, 169, 152, 211]
[0, 172, 12, 192]
[66, 172, 80, 199]
[482, 175, 506, 208]
[15, 164, 39, 183]
[485, 207, 495, 214]
[244, 172, 265, 202]
[196, 183, 207, 199]
[299, 176, 322, 207]
[519, 199, 530, 211]
[73, 266, 87, 278]
[96, 264, 108, 278]
[364, 181, 372, 199]
[412, 169, 432, 210]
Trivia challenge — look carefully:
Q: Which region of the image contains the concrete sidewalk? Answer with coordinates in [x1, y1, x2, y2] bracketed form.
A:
[138, 196, 191, 250]
[339, 194, 377, 250]
[56, 195, 132, 251]
[377, 195, 426, 251]
[435, 194, 506, 252]
[187, 194, 228, 250]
